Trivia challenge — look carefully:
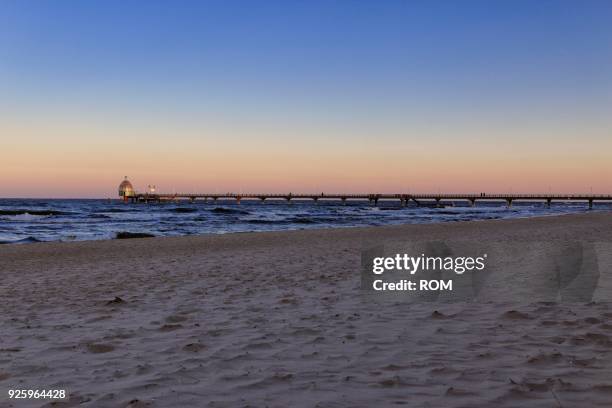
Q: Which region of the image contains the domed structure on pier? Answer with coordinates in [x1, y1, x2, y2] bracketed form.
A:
[118, 177, 135, 198]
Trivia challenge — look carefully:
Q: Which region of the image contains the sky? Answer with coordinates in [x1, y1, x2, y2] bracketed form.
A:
[1, 0, 611, 198]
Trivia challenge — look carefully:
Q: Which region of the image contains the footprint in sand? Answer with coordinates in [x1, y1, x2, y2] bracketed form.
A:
[86, 343, 115, 353]
[183, 343, 206, 352]
[125, 398, 152, 407]
[165, 315, 188, 323]
[502, 310, 531, 320]
[105, 296, 126, 306]
[159, 324, 183, 332]
[526, 351, 563, 365]
[571, 332, 612, 347]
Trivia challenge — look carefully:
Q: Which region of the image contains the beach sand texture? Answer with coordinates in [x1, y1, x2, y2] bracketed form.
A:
[2, 212, 612, 407]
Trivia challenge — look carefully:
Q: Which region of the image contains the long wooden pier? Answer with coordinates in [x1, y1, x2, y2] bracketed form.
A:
[127, 192, 612, 209]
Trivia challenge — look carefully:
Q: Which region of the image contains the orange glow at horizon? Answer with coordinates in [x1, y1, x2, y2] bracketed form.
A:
[1, 117, 611, 198]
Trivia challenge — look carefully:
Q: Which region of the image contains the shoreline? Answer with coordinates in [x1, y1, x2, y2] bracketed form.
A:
[1, 197, 609, 245]
[0, 210, 609, 249]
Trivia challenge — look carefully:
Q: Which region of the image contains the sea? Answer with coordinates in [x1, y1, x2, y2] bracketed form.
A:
[0, 198, 609, 244]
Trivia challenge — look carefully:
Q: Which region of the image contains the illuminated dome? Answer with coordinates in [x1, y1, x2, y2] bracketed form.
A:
[118, 177, 135, 197]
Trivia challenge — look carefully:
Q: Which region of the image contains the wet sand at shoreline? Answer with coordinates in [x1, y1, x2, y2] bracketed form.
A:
[2, 212, 612, 407]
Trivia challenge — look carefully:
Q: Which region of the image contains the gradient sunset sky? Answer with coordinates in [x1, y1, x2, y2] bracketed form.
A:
[1, 1, 611, 198]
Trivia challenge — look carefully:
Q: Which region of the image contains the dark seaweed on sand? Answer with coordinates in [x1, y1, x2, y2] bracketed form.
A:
[115, 232, 155, 239]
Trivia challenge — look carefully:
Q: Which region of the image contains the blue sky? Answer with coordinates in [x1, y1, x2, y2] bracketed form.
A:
[3, 1, 610, 119]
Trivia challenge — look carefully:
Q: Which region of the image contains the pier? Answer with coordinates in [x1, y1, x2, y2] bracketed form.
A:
[125, 192, 612, 209]
[118, 176, 611, 209]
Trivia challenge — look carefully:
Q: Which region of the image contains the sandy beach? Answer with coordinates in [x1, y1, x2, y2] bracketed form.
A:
[2, 212, 612, 407]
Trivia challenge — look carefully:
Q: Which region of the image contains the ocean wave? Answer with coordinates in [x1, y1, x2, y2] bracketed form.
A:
[0, 236, 43, 244]
[246, 219, 279, 224]
[103, 208, 131, 213]
[89, 214, 112, 219]
[246, 216, 317, 225]
[170, 207, 198, 213]
[210, 207, 250, 215]
[0, 209, 68, 216]
[307, 216, 338, 223]
[288, 217, 317, 224]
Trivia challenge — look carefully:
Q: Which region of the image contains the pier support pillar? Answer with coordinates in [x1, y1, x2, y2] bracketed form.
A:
[589, 199, 593, 210]
[546, 199, 552, 208]
[260, 197, 266, 204]
[313, 197, 318, 205]
[506, 199, 513, 209]
[341, 197, 347, 206]
[236, 196, 241, 205]
[469, 199, 476, 207]
[435, 198, 441, 208]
